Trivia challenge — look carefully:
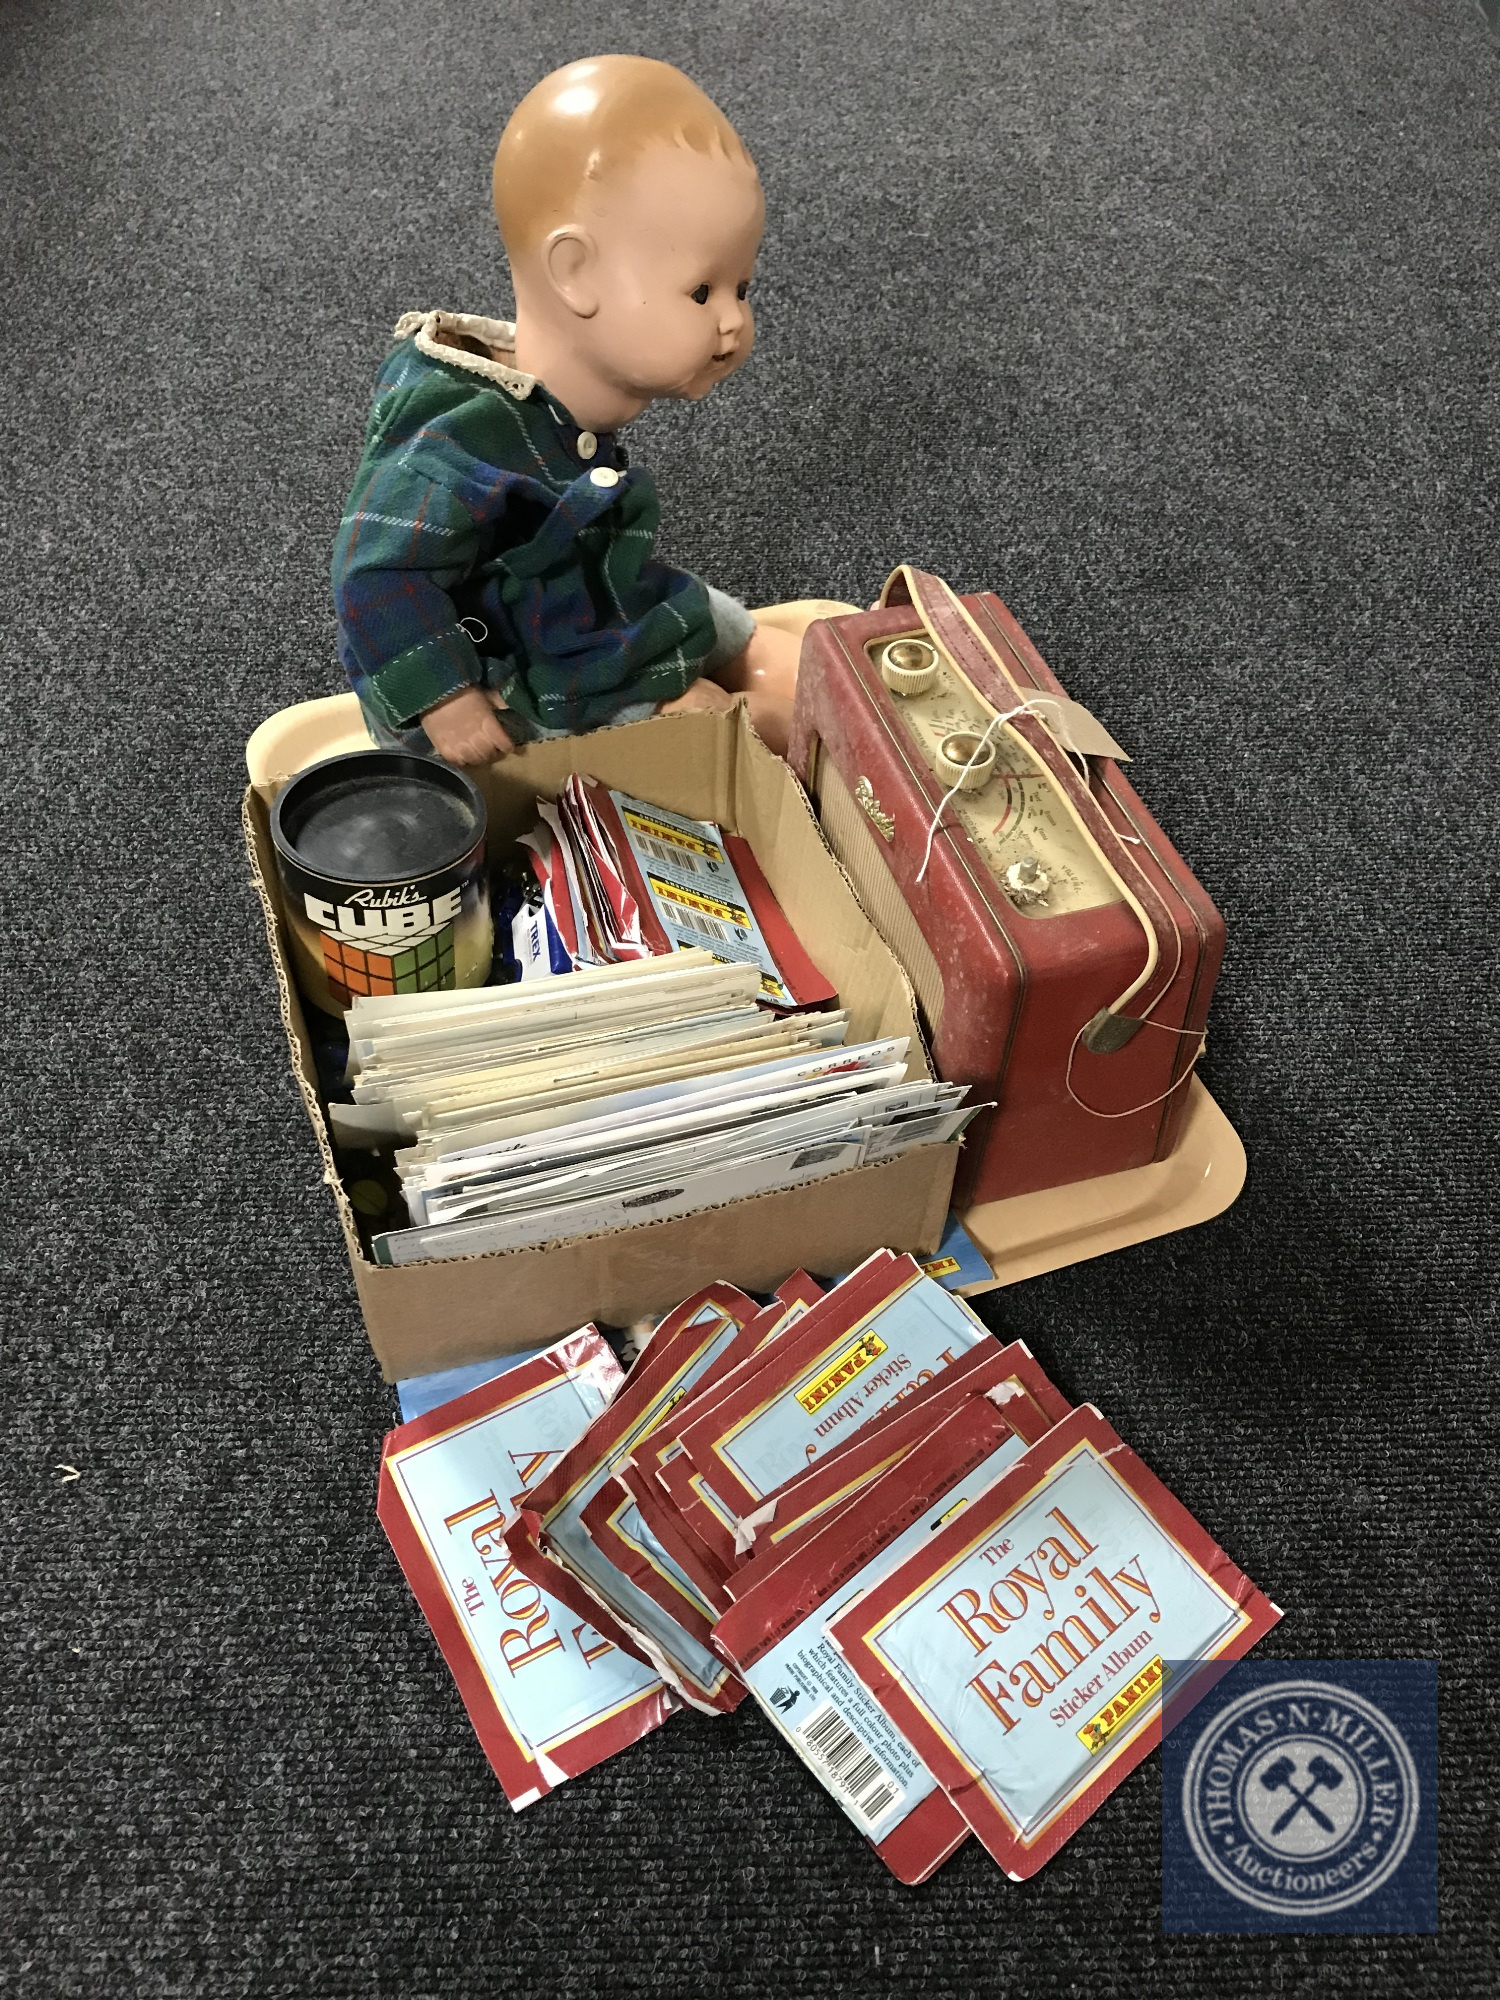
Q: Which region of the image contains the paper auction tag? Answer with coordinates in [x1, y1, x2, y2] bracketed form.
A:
[1025, 691, 1131, 763]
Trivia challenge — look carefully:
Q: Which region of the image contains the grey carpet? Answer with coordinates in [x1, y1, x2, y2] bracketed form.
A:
[2, 0, 1494, 1992]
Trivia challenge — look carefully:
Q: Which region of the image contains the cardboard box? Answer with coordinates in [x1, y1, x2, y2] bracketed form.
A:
[244, 706, 958, 1380]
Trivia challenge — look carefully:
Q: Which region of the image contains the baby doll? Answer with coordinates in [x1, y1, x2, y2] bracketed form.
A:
[331, 56, 801, 762]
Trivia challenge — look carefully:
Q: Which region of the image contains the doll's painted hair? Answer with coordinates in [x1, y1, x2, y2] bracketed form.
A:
[493, 56, 756, 258]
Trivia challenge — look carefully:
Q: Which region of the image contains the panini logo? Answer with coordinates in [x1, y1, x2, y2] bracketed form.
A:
[796, 1332, 888, 1413]
[1078, 1656, 1168, 1753]
[624, 808, 723, 861]
[647, 875, 750, 927]
[922, 1255, 961, 1279]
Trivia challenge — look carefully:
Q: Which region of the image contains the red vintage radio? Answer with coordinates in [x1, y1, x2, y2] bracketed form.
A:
[788, 566, 1224, 1209]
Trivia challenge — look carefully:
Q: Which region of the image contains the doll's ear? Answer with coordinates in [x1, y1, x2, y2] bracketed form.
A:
[542, 227, 601, 318]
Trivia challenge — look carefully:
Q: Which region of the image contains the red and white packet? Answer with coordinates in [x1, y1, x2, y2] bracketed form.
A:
[712, 1396, 1037, 1883]
[616, 1270, 830, 1614]
[377, 1331, 676, 1809]
[672, 1253, 991, 1537]
[826, 1404, 1283, 1878]
[727, 1336, 1072, 1593]
[637, 1252, 904, 1580]
[586, 782, 840, 1010]
[513, 1285, 760, 1713]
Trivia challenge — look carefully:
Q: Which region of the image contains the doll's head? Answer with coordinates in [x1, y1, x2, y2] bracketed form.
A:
[493, 57, 763, 424]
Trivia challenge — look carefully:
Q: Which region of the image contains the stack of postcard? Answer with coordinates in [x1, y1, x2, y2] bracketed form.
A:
[378, 1254, 1282, 1883]
[519, 775, 838, 1010]
[334, 953, 976, 1266]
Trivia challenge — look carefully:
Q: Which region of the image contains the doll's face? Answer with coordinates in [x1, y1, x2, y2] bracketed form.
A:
[561, 144, 764, 409]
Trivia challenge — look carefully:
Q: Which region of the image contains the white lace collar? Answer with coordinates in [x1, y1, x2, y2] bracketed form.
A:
[392, 309, 535, 400]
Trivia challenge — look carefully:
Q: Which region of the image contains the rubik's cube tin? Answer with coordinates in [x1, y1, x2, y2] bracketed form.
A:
[270, 750, 493, 1016]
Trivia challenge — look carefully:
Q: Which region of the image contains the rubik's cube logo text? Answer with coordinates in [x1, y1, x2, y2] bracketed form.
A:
[303, 887, 461, 1005]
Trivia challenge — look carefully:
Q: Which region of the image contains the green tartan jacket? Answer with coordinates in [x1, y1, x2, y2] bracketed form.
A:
[332, 311, 717, 737]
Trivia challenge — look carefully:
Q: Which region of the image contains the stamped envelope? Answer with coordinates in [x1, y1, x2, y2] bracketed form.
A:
[826, 1405, 1282, 1878]
[377, 1330, 675, 1810]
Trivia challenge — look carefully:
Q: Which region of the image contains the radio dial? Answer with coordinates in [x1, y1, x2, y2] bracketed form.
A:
[1004, 855, 1051, 907]
[878, 638, 940, 696]
[937, 730, 997, 791]
[860, 635, 1121, 920]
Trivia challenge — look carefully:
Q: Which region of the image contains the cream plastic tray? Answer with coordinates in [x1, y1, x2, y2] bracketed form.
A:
[953, 1079, 1244, 1294]
[248, 607, 1244, 1300]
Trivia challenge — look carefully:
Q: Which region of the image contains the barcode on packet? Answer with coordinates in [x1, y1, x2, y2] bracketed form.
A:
[795, 1700, 902, 1832]
[635, 832, 704, 875]
[671, 905, 733, 945]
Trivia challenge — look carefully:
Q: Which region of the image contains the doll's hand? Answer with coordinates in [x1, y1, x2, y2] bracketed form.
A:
[423, 685, 517, 765]
[656, 679, 737, 718]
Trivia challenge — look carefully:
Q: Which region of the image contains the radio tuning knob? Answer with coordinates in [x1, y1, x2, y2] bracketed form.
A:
[1004, 855, 1051, 906]
[878, 638, 939, 696]
[937, 729, 997, 791]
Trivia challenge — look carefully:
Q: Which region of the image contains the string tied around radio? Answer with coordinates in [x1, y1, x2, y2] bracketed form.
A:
[1065, 1015, 1208, 1121]
[914, 699, 1059, 885]
[908, 700, 1208, 1120]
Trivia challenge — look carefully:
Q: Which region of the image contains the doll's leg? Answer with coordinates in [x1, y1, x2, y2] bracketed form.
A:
[659, 590, 857, 756]
[704, 623, 802, 756]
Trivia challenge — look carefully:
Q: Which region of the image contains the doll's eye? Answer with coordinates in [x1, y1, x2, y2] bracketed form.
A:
[736, 282, 749, 301]
[691, 284, 711, 305]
